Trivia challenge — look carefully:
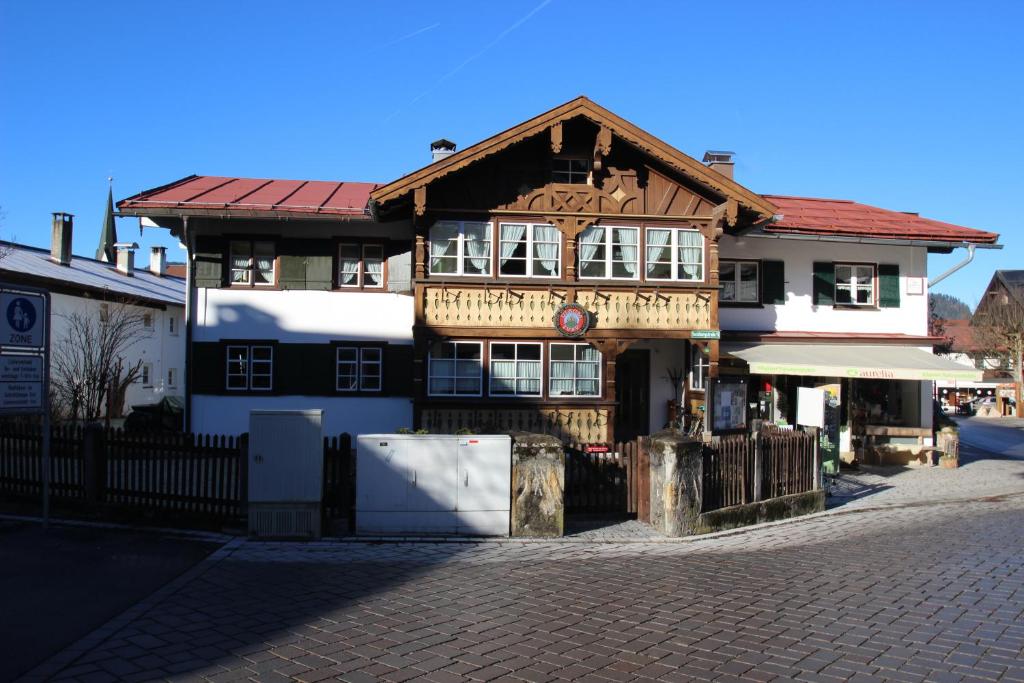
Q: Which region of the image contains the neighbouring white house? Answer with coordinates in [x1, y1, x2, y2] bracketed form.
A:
[0, 212, 186, 417]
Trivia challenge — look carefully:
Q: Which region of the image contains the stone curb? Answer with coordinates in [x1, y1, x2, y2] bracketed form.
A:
[15, 537, 244, 683]
[0, 512, 237, 544]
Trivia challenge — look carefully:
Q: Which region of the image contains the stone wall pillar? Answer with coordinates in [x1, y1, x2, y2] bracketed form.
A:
[510, 433, 564, 538]
[648, 430, 703, 537]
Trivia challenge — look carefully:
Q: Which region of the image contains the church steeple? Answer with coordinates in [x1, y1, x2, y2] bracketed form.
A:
[96, 179, 117, 262]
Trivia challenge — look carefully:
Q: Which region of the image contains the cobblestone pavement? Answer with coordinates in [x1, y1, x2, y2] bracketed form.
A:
[38, 487, 1024, 683]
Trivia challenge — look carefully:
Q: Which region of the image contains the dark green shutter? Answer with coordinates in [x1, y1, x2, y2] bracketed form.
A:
[383, 345, 414, 397]
[193, 237, 225, 288]
[812, 261, 835, 305]
[278, 255, 307, 290]
[191, 343, 224, 393]
[305, 255, 333, 290]
[761, 260, 785, 304]
[878, 264, 900, 308]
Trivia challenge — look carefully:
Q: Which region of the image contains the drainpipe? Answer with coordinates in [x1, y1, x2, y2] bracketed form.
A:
[928, 243, 975, 288]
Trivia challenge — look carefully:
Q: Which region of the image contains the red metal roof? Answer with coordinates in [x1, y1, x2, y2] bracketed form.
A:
[118, 175, 379, 217]
[762, 195, 999, 244]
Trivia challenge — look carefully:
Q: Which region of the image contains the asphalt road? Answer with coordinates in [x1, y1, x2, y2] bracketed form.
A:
[0, 521, 219, 681]
[956, 416, 1024, 458]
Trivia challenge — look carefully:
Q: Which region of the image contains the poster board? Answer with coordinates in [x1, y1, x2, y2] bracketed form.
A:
[796, 387, 825, 428]
[709, 377, 748, 433]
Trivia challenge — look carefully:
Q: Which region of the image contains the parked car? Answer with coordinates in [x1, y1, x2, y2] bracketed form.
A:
[123, 396, 185, 433]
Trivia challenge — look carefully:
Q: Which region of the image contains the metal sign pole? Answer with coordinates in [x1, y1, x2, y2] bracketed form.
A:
[41, 292, 51, 529]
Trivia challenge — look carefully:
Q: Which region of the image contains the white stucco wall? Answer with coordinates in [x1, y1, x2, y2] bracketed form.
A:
[49, 292, 185, 410]
[718, 236, 929, 336]
[191, 395, 413, 437]
[193, 288, 414, 344]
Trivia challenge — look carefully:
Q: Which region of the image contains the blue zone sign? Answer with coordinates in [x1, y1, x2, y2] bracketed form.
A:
[0, 293, 44, 348]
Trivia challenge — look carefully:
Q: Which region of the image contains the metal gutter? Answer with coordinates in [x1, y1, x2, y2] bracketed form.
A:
[745, 232, 1002, 250]
[929, 243, 976, 287]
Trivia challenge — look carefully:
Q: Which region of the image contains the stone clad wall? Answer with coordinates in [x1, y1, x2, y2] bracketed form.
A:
[510, 433, 565, 538]
[648, 431, 704, 537]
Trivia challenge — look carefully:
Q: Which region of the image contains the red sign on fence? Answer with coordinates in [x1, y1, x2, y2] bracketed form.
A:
[583, 444, 610, 454]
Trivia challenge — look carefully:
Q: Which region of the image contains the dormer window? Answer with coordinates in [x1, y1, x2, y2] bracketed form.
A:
[552, 158, 590, 184]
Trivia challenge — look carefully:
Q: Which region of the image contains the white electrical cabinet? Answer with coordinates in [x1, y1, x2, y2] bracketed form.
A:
[356, 434, 511, 536]
[248, 410, 324, 539]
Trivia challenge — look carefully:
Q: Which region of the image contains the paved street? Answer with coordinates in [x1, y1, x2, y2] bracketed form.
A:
[21, 419, 1024, 683]
[957, 417, 1024, 459]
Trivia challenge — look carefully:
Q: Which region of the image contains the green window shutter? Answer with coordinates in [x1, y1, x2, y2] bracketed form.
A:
[304, 255, 334, 291]
[382, 344, 414, 397]
[190, 343, 223, 393]
[193, 237, 224, 288]
[278, 255, 307, 290]
[761, 260, 785, 305]
[878, 264, 901, 308]
[812, 261, 835, 305]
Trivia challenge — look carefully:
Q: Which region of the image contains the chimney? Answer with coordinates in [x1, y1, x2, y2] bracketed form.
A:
[114, 242, 139, 276]
[430, 138, 457, 163]
[702, 150, 735, 179]
[50, 212, 74, 266]
[150, 246, 167, 277]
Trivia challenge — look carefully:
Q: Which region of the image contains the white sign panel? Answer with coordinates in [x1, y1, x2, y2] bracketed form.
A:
[0, 378, 42, 410]
[0, 355, 43, 382]
[0, 292, 46, 349]
[796, 387, 825, 428]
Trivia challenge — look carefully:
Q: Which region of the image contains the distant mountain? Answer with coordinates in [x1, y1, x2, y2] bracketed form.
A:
[929, 292, 971, 320]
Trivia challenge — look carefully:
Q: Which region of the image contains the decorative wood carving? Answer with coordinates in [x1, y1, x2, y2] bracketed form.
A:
[593, 124, 612, 172]
[414, 235, 426, 279]
[422, 286, 712, 330]
[414, 186, 427, 217]
[550, 122, 563, 154]
[420, 406, 609, 444]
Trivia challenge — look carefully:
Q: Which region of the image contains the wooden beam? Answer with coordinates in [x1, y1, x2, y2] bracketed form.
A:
[550, 122, 563, 154]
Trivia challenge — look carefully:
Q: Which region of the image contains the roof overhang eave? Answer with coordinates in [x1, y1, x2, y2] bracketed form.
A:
[116, 206, 373, 222]
[747, 230, 1002, 251]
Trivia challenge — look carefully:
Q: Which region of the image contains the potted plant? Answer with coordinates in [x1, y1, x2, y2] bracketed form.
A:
[939, 453, 959, 469]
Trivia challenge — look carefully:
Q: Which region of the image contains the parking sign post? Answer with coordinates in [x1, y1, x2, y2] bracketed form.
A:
[0, 284, 51, 528]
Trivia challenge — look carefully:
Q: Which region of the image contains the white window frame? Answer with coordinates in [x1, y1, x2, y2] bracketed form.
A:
[167, 367, 177, 388]
[141, 363, 152, 387]
[689, 344, 709, 391]
[428, 221, 493, 277]
[225, 344, 273, 392]
[335, 346, 383, 392]
[578, 225, 640, 281]
[548, 343, 602, 398]
[142, 313, 154, 329]
[428, 341, 484, 397]
[229, 240, 275, 287]
[338, 242, 385, 289]
[498, 223, 562, 279]
[645, 227, 704, 282]
[552, 157, 591, 184]
[488, 342, 543, 397]
[168, 316, 178, 336]
[835, 263, 876, 307]
[720, 260, 760, 303]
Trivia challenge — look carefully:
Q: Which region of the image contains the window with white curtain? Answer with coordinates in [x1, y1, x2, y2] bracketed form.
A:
[578, 226, 639, 279]
[498, 223, 561, 277]
[720, 260, 759, 302]
[489, 342, 542, 396]
[835, 264, 875, 305]
[645, 228, 704, 281]
[429, 221, 492, 276]
[549, 343, 601, 397]
[229, 240, 275, 286]
[428, 341, 483, 396]
[338, 242, 385, 288]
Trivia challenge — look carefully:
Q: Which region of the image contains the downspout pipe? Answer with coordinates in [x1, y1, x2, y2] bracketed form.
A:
[928, 243, 976, 288]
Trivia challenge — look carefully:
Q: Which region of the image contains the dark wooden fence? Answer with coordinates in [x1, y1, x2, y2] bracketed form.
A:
[0, 424, 354, 527]
[702, 429, 818, 513]
[564, 439, 648, 516]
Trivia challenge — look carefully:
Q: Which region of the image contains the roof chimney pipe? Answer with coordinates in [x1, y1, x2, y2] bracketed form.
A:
[702, 150, 735, 179]
[150, 246, 167, 277]
[430, 138, 457, 163]
[114, 242, 139, 277]
[50, 212, 74, 266]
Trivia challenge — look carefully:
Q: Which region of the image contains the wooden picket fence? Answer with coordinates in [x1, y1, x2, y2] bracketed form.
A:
[564, 439, 647, 516]
[702, 429, 818, 512]
[0, 423, 355, 526]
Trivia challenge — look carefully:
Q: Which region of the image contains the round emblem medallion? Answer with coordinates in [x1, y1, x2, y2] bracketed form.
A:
[553, 303, 591, 337]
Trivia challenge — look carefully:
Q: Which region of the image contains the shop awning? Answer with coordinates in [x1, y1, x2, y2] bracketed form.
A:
[722, 343, 984, 382]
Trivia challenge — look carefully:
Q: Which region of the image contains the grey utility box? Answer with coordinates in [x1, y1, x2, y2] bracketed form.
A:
[356, 434, 511, 536]
[248, 409, 324, 539]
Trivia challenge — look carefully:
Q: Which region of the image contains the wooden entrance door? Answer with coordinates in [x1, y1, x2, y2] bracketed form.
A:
[615, 349, 650, 442]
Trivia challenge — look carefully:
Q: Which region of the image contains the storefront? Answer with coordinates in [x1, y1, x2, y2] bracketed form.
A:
[721, 342, 983, 469]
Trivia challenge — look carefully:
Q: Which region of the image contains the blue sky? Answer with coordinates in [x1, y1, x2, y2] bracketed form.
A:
[1, 0, 1019, 306]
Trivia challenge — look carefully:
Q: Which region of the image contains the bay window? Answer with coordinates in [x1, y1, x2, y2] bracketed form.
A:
[428, 341, 483, 396]
[720, 260, 759, 302]
[578, 226, 639, 279]
[835, 264, 875, 306]
[429, 221, 492, 276]
[498, 223, 561, 277]
[549, 343, 601, 397]
[489, 342, 542, 396]
[645, 228, 703, 281]
[229, 240, 275, 286]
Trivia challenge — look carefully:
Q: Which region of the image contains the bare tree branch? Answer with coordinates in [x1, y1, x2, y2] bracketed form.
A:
[972, 291, 1024, 417]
